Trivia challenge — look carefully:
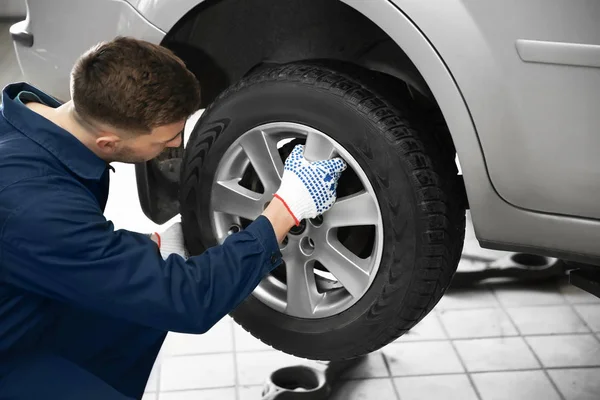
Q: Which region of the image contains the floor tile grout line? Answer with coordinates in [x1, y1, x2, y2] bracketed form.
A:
[446, 342, 483, 400]
[434, 310, 483, 400]
[445, 332, 590, 341]
[557, 285, 600, 338]
[561, 291, 600, 395]
[566, 300, 600, 344]
[381, 352, 402, 400]
[373, 365, 600, 378]
[383, 364, 600, 378]
[489, 285, 567, 400]
[157, 385, 238, 393]
[500, 304, 598, 313]
[391, 331, 597, 346]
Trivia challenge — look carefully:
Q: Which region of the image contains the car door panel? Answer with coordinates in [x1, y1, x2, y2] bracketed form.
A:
[394, 0, 600, 219]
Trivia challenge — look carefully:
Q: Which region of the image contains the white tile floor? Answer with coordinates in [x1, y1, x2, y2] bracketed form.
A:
[395, 375, 479, 400]
[3, 24, 600, 399]
[139, 277, 600, 400]
[472, 371, 562, 400]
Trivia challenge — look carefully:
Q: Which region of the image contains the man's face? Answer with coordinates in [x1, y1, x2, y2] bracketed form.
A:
[100, 120, 186, 163]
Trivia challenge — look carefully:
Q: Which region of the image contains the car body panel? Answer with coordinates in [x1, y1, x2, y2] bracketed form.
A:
[360, 0, 600, 263]
[12, 0, 164, 101]
[127, 0, 198, 33]
[130, 0, 600, 217]
[11, 0, 600, 263]
[391, 0, 600, 221]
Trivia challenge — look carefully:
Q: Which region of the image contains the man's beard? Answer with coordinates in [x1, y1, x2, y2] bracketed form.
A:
[112, 146, 149, 164]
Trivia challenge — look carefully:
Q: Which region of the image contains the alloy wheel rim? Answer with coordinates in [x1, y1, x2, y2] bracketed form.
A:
[210, 122, 384, 318]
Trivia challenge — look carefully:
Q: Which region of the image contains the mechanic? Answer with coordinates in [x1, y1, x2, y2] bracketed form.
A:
[0, 37, 346, 399]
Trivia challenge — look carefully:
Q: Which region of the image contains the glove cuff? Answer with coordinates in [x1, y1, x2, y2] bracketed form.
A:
[274, 172, 317, 224]
[273, 194, 300, 226]
[160, 241, 188, 260]
[154, 232, 162, 249]
[153, 222, 188, 260]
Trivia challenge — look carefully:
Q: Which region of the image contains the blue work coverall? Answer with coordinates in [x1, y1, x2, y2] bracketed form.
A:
[0, 83, 283, 399]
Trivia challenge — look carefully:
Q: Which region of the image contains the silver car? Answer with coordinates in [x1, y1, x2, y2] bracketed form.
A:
[10, 0, 600, 360]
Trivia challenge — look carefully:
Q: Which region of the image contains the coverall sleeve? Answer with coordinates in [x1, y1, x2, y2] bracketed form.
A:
[0, 187, 283, 334]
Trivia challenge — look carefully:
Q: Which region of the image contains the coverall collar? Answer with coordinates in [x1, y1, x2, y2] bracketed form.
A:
[1, 82, 110, 180]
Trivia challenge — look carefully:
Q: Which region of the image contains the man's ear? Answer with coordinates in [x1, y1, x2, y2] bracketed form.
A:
[95, 133, 121, 154]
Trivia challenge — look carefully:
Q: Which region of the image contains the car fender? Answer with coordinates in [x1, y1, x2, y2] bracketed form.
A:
[130, 0, 490, 216]
[131, 0, 497, 242]
[132, 0, 600, 261]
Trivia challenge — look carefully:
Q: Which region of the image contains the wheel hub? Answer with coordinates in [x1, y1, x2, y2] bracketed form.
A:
[299, 236, 316, 256]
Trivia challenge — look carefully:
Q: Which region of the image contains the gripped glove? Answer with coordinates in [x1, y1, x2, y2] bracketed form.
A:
[154, 222, 188, 260]
[274, 144, 347, 225]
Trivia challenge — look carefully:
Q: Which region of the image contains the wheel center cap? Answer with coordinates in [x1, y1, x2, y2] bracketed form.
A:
[289, 219, 307, 235]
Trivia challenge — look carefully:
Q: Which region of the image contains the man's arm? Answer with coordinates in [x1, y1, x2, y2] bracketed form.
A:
[151, 198, 295, 257]
[0, 145, 346, 334]
[1, 186, 285, 334]
[262, 199, 296, 242]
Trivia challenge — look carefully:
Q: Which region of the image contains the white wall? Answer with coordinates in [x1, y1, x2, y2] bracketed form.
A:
[0, 0, 26, 18]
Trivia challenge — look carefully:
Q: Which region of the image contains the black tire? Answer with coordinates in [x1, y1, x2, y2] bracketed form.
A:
[180, 63, 465, 361]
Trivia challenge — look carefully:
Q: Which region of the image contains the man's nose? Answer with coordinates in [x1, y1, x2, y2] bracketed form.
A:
[167, 136, 183, 148]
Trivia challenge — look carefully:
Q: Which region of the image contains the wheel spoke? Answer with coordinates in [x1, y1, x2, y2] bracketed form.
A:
[285, 260, 322, 317]
[316, 236, 370, 298]
[280, 235, 299, 256]
[240, 129, 283, 194]
[324, 191, 379, 228]
[303, 130, 336, 161]
[212, 179, 263, 220]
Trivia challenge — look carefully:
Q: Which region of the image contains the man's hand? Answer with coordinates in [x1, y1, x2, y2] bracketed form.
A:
[152, 222, 188, 260]
[273, 144, 347, 226]
[152, 144, 346, 255]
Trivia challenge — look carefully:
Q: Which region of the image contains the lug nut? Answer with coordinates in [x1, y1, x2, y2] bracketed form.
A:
[228, 224, 241, 235]
[310, 215, 323, 227]
[300, 236, 315, 256]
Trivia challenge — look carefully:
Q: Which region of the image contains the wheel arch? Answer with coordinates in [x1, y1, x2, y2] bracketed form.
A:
[159, 0, 435, 105]
[138, 0, 491, 230]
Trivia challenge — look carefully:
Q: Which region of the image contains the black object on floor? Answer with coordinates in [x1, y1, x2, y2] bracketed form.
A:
[260, 356, 366, 399]
[450, 253, 567, 287]
[569, 267, 600, 298]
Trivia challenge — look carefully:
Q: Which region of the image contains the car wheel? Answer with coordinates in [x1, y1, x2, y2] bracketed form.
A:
[180, 63, 465, 360]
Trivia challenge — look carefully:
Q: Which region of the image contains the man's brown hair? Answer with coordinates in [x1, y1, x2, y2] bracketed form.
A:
[70, 37, 201, 133]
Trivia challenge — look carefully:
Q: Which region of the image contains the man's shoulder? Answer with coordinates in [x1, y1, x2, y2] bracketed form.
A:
[0, 119, 101, 223]
[0, 117, 66, 186]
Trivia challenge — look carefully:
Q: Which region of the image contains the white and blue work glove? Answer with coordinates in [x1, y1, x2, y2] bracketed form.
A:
[152, 222, 188, 260]
[274, 144, 347, 225]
